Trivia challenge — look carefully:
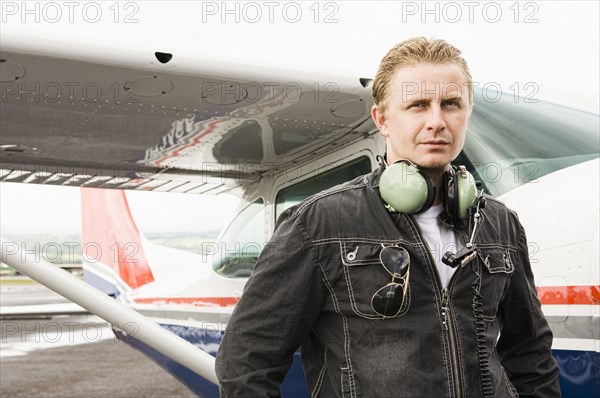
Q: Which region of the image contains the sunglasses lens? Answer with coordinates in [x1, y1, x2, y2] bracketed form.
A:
[380, 247, 409, 277]
[372, 283, 404, 317]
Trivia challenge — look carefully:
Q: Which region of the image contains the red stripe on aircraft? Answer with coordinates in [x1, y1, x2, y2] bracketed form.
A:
[133, 286, 600, 308]
[133, 297, 240, 307]
[537, 285, 600, 305]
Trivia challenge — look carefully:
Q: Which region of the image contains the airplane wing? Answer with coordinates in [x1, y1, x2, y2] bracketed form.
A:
[1, 32, 375, 195]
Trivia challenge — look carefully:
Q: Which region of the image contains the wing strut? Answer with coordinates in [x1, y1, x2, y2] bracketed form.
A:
[0, 236, 218, 385]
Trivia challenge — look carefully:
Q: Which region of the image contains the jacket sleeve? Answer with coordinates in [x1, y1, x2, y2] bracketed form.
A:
[496, 214, 562, 397]
[215, 207, 326, 398]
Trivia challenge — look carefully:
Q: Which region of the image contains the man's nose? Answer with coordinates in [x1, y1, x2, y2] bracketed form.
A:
[425, 105, 446, 132]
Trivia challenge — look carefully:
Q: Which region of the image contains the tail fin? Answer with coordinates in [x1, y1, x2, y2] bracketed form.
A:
[80, 188, 154, 291]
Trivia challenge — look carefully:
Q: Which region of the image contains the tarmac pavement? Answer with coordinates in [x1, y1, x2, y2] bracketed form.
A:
[0, 317, 197, 398]
[0, 282, 198, 397]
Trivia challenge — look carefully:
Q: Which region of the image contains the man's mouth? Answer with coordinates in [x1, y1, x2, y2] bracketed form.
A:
[421, 140, 449, 147]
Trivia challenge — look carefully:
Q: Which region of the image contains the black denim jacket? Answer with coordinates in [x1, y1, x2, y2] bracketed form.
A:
[216, 166, 561, 398]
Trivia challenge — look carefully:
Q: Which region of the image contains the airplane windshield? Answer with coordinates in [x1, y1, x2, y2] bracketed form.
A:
[462, 95, 599, 197]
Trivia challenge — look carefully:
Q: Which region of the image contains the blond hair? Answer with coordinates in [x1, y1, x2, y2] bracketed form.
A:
[372, 37, 473, 113]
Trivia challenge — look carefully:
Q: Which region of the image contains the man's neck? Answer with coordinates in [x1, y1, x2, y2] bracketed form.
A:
[420, 167, 448, 206]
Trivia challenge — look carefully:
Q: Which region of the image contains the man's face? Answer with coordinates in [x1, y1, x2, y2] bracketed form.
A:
[371, 63, 472, 172]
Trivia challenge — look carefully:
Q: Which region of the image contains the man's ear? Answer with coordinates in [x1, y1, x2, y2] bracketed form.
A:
[371, 104, 389, 138]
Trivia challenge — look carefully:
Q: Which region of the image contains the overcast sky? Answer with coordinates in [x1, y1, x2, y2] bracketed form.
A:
[1, 0, 598, 235]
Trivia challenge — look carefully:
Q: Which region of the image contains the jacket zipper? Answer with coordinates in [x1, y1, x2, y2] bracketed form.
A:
[438, 206, 484, 397]
[441, 287, 462, 398]
[403, 214, 466, 398]
[397, 196, 485, 397]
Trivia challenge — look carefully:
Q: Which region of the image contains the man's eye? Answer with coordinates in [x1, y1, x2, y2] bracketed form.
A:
[443, 100, 460, 107]
[410, 102, 427, 108]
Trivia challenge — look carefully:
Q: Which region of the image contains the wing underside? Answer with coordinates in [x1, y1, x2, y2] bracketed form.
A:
[0, 36, 376, 194]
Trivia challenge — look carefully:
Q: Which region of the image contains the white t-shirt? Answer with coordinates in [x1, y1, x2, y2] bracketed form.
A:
[414, 204, 463, 288]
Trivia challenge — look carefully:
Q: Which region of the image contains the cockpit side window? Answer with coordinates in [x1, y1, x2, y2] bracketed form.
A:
[275, 156, 372, 221]
[213, 156, 373, 278]
[212, 198, 265, 278]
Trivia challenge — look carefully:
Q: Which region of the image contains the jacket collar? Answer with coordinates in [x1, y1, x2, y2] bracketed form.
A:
[365, 155, 387, 189]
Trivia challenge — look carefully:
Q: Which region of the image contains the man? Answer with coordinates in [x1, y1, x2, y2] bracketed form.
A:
[216, 37, 561, 397]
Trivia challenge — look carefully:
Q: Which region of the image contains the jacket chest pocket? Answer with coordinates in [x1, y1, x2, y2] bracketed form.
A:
[338, 240, 410, 320]
[477, 247, 515, 318]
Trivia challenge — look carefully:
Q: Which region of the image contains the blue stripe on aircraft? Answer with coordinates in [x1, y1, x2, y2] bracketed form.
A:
[116, 323, 599, 397]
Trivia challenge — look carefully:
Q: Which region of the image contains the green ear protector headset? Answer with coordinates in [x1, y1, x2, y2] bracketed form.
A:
[379, 159, 478, 230]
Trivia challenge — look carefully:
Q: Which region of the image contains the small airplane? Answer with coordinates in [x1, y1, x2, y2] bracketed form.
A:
[1, 27, 598, 398]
